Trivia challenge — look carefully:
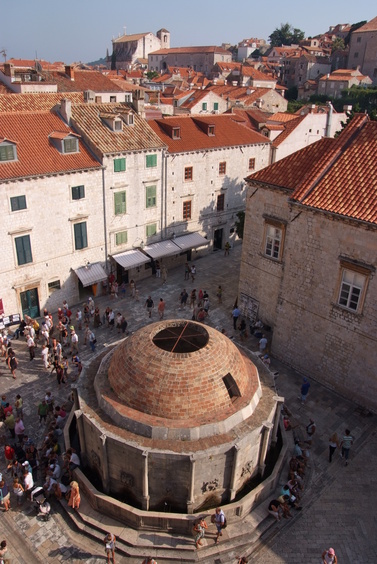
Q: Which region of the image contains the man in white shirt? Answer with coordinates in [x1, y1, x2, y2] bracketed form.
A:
[26, 334, 35, 360]
[24, 469, 34, 499]
[70, 329, 79, 355]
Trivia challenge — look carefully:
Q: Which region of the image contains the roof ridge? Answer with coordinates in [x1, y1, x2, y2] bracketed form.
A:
[292, 114, 369, 202]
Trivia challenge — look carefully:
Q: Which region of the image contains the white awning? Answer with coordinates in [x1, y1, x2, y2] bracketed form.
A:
[143, 239, 180, 259]
[74, 263, 108, 287]
[111, 249, 150, 269]
[173, 233, 209, 251]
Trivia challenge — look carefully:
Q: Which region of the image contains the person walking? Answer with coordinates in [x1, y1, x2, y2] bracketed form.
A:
[162, 266, 168, 285]
[224, 241, 231, 256]
[216, 285, 222, 304]
[213, 507, 226, 543]
[68, 480, 81, 509]
[0, 479, 11, 511]
[340, 429, 353, 466]
[184, 262, 190, 280]
[300, 377, 310, 405]
[322, 547, 337, 563]
[328, 432, 340, 463]
[38, 399, 48, 426]
[145, 296, 154, 318]
[193, 517, 208, 549]
[104, 532, 116, 564]
[191, 264, 196, 282]
[179, 289, 188, 310]
[7, 348, 18, 379]
[14, 417, 25, 443]
[158, 298, 166, 320]
[232, 305, 241, 331]
[26, 333, 35, 360]
[89, 330, 96, 352]
[0, 539, 8, 561]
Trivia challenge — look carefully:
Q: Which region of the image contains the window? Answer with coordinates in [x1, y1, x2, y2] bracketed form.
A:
[249, 158, 256, 170]
[357, 37, 361, 43]
[125, 94, 132, 103]
[110, 96, 116, 103]
[74, 222, 88, 250]
[223, 373, 241, 398]
[71, 185, 85, 200]
[217, 194, 225, 211]
[172, 127, 180, 139]
[63, 137, 78, 153]
[10, 195, 27, 211]
[213, 102, 219, 111]
[48, 280, 61, 293]
[114, 191, 126, 215]
[15, 235, 32, 265]
[146, 223, 157, 237]
[114, 119, 122, 131]
[263, 218, 286, 261]
[219, 161, 226, 175]
[354, 52, 359, 58]
[115, 231, 128, 245]
[125, 113, 134, 126]
[183, 200, 192, 220]
[338, 269, 366, 312]
[202, 102, 207, 111]
[114, 158, 126, 172]
[146, 154, 157, 168]
[0, 143, 16, 162]
[184, 166, 193, 181]
[146, 185, 156, 208]
[208, 125, 215, 136]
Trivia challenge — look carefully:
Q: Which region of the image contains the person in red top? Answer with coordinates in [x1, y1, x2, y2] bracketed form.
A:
[4, 443, 15, 471]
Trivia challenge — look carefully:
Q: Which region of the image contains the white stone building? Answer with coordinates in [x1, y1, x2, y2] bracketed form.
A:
[239, 114, 377, 411]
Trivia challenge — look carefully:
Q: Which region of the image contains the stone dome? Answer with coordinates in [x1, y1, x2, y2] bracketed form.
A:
[99, 320, 261, 439]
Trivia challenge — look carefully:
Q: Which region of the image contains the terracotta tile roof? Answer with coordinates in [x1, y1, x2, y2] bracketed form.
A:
[179, 89, 215, 109]
[108, 79, 146, 93]
[40, 69, 124, 93]
[0, 92, 84, 113]
[355, 16, 377, 32]
[150, 46, 231, 55]
[248, 114, 377, 224]
[71, 103, 166, 154]
[148, 114, 270, 154]
[0, 110, 100, 180]
[271, 116, 305, 147]
[270, 112, 298, 122]
[112, 32, 152, 43]
[226, 108, 273, 130]
[215, 62, 241, 72]
[240, 66, 275, 81]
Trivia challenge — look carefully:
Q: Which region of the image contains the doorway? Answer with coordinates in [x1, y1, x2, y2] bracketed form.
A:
[213, 228, 223, 251]
[20, 288, 40, 319]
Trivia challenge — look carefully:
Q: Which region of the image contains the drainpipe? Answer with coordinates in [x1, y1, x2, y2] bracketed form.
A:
[163, 150, 168, 239]
[101, 166, 108, 272]
[325, 101, 334, 137]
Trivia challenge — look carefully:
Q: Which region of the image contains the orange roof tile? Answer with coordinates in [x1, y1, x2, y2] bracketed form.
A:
[248, 114, 377, 224]
[0, 110, 100, 180]
[355, 16, 377, 32]
[0, 92, 84, 113]
[148, 114, 270, 154]
[40, 69, 123, 93]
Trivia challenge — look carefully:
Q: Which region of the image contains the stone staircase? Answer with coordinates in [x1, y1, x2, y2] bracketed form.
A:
[59, 494, 278, 563]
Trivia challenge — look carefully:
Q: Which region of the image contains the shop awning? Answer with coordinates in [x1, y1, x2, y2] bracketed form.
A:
[111, 249, 150, 269]
[143, 239, 180, 259]
[74, 263, 108, 287]
[173, 233, 209, 251]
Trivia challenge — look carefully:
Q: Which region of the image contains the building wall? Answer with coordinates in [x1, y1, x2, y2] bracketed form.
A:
[273, 112, 346, 162]
[164, 142, 271, 247]
[149, 51, 232, 74]
[1, 169, 104, 318]
[113, 33, 163, 68]
[186, 92, 228, 115]
[245, 90, 288, 114]
[239, 184, 377, 411]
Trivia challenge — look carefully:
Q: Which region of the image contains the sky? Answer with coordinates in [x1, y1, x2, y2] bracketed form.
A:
[1, 0, 376, 64]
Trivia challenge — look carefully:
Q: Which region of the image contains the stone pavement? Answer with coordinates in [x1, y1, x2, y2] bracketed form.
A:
[0, 244, 376, 563]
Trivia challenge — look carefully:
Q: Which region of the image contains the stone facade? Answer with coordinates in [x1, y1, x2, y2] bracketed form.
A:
[347, 17, 377, 85]
[239, 184, 377, 411]
[149, 47, 232, 75]
[111, 30, 170, 69]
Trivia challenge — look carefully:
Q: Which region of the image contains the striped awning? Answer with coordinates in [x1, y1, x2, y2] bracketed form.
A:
[74, 263, 108, 287]
[111, 249, 150, 269]
[173, 233, 209, 251]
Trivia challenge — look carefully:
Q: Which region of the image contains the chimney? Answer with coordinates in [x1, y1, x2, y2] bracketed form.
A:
[65, 65, 74, 80]
[3, 63, 14, 79]
[60, 98, 72, 125]
[309, 104, 316, 114]
[325, 101, 333, 137]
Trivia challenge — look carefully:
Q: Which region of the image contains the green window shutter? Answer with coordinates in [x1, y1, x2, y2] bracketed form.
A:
[74, 222, 88, 250]
[202, 102, 207, 110]
[10, 195, 27, 211]
[146, 154, 157, 168]
[146, 185, 156, 208]
[115, 231, 128, 245]
[114, 158, 126, 172]
[114, 191, 126, 215]
[63, 138, 78, 153]
[15, 235, 32, 265]
[146, 223, 157, 237]
[0, 144, 16, 161]
[214, 102, 219, 110]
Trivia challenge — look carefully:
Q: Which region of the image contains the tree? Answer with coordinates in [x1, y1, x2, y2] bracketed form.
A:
[111, 51, 116, 71]
[269, 23, 305, 47]
[235, 211, 245, 239]
[331, 37, 345, 53]
[146, 70, 159, 80]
